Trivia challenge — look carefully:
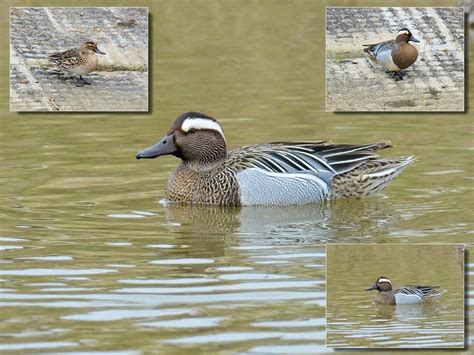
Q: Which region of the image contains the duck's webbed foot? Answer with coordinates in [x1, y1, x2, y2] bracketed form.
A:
[391, 71, 404, 81]
[50, 70, 70, 81]
[75, 76, 92, 86]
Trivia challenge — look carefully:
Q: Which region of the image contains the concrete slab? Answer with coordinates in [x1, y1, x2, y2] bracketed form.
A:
[10, 7, 149, 112]
[326, 7, 464, 112]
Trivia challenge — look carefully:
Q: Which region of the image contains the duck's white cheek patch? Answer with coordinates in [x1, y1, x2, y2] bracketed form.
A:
[181, 118, 225, 138]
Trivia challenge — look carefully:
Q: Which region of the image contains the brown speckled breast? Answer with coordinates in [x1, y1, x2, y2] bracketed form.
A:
[82, 53, 99, 75]
[392, 43, 418, 70]
[375, 292, 396, 305]
[166, 164, 241, 205]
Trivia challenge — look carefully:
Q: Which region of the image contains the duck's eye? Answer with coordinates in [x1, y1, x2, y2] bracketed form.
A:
[188, 128, 196, 134]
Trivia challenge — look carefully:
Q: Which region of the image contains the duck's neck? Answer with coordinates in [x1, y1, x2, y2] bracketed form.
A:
[180, 139, 228, 169]
[395, 34, 410, 43]
[179, 155, 227, 172]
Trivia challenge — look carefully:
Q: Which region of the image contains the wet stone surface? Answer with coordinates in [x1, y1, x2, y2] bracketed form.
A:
[10, 7, 149, 112]
[326, 7, 464, 112]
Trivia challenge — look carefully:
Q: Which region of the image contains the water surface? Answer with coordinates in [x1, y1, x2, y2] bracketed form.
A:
[326, 244, 464, 348]
[0, 0, 473, 353]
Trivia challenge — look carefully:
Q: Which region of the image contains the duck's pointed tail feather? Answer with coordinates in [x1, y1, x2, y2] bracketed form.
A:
[332, 155, 416, 198]
[360, 155, 416, 195]
[425, 289, 447, 302]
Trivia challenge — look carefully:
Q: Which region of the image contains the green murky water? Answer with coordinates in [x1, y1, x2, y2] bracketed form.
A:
[327, 244, 464, 348]
[1, 1, 473, 353]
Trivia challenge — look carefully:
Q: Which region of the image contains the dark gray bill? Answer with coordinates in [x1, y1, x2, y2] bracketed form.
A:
[136, 133, 177, 159]
[365, 284, 377, 291]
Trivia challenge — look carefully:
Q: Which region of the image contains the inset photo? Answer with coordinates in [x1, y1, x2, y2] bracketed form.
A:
[10, 7, 149, 112]
[326, 7, 464, 112]
[326, 243, 464, 349]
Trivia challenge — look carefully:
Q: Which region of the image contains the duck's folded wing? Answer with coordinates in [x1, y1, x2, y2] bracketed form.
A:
[228, 141, 391, 181]
[397, 285, 446, 303]
[225, 142, 390, 205]
[404, 285, 446, 299]
[363, 40, 396, 56]
[394, 286, 426, 304]
[49, 49, 81, 66]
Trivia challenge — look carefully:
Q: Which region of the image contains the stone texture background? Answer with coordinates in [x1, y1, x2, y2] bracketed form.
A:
[326, 7, 464, 112]
[10, 7, 149, 112]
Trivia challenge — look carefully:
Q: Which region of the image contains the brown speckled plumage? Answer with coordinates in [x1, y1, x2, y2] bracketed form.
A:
[331, 157, 412, 198]
[167, 163, 240, 205]
[374, 292, 397, 305]
[49, 41, 106, 82]
[137, 112, 415, 206]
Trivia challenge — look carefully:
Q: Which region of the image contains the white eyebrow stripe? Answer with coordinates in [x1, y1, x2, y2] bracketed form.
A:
[397, 30, 410, 35]
[181, 118, 225, 139]
[378, 278, 391, 284]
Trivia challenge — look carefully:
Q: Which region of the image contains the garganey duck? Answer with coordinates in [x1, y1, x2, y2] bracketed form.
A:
[136, 112, 415, 206]
[49, 41, 106, 86]
[363, 28, 420, 81]
[366, 276, 446, 305]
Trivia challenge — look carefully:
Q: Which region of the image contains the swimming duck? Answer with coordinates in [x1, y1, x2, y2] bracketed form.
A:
[363, 28, 420, 81]
[366, 276, 446, 305]
[136, 112, 415, 206]
[49, 41, 106, 86]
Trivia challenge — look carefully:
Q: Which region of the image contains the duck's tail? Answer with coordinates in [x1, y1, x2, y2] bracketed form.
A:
[363, 44, 377, 59]
[425, 288, 447, 302]
[331, 155, 416, 198]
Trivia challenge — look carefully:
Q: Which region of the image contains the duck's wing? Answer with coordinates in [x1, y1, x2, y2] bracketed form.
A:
[396, 285, 446, 303]
[363, 39, 396, 58]
[393, 286, 426, 304]
[225, 141, 391, 205]
[404, 285, 446, 300]
[48, 48, 81, 66]
[227, 141, 391, 182]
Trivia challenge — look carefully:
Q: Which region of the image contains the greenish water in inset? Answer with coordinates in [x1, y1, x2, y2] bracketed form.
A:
[327, 244, 464, 348]
[0, 0, 473, 353]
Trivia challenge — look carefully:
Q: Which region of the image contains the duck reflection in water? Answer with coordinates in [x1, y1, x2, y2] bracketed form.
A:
[160, 197, 403, 242]
[372, 302, 443, 321]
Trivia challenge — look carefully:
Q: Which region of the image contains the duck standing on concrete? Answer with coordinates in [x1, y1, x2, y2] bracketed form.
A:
[366, 276, 446, 305]
[49, 41, 106, 86]
[363, 28, 420, 81]
[136, 112, 415, 206]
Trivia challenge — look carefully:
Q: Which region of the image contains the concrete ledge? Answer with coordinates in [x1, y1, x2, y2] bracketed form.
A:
[10, 7, 149, 112]
[326, 7, 465, 112]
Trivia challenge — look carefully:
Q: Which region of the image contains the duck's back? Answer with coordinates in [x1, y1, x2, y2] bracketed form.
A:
[49, 49, 81, 66]
[229, 143, 339, 205]
[364, 39, 397, 58]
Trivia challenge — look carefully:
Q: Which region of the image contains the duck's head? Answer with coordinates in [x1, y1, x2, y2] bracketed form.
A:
[366, 276, 393, 292]
[136, 112, 227, 165]
[395, 28, 420, 43]
[81, 41, 106, 55]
